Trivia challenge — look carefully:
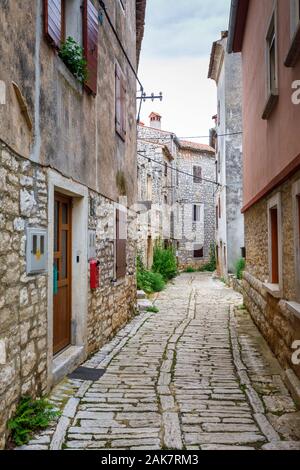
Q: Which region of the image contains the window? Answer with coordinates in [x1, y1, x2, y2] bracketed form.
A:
[164, 162, 168, 177]
[194, 245, 204, 259]
[266, 193, 282, 293]
[193, 166, 202, 184]
[44, 0, 99, 95]
[65, 0, 82, 45]
[115, 208, 127, 279]
[218, 197, 221, 218]
[147, 174, 152, 200]
[193, 205, 201, 222]
[285, 0, 300, 67]
[216, 206, 219, 229]
[115, 63, 127, 140]
[270, 207, 279, 284]
[262, 7, 278, 119]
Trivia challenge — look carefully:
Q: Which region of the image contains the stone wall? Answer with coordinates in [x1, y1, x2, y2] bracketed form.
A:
[243, 170, 300, 380]
[0, 143, 138, 448]
[87, 192, 137, 354]
[0, 142, 48, 449]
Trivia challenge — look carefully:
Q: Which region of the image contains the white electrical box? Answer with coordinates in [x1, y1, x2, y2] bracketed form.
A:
[26, 228, 48, 274]
[88, 229, 97, 260]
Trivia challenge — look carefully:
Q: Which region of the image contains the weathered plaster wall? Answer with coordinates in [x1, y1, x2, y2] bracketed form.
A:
[224, 50, 244, 274]
[213, 36, 244, 277]
[0, 0, 137, 206]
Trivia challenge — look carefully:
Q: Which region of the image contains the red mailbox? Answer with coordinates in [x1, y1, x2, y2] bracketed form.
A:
[90, 259, 100, 289]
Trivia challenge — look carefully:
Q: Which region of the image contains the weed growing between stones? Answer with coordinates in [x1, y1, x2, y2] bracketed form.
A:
[198, 243, 217, 272]
[146, 306, 160, 313]
[236, 257, 246, 280]
[8, 396, 60, 446]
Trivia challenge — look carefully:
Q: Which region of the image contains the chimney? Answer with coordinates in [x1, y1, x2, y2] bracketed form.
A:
[149, 112, 162, 130]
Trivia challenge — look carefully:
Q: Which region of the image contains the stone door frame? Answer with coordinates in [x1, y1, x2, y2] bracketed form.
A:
[47, 169, 88, 389]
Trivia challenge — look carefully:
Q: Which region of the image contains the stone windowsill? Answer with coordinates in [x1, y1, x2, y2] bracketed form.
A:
[285, 22, 300, 67]
[263, 282, 282, 299]
[261, 91, 279, 120]
[285, 301, 300, 321]
[56, 57, 83, 96]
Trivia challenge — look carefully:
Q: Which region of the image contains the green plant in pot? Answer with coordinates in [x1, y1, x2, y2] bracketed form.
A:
[59, 37, 88, 84]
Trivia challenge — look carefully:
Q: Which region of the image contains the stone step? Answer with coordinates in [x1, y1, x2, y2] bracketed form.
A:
[137, 290, 147, 299]
[137, 299, 153, 311]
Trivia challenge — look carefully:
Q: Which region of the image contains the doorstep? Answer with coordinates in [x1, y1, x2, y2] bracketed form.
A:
[285, 301, 300, 321]
[52, 345, 85, 385]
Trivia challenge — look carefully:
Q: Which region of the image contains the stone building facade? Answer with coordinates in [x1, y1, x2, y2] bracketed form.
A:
[137, 114, 215, 270]
[228, 0, 300, 383]
[176, 141, 216, 270]
[0, 0, 146, 448]
[208, 31, 244, 278]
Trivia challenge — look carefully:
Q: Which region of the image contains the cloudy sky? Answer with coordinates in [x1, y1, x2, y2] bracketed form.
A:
[138, 0, 231, 144]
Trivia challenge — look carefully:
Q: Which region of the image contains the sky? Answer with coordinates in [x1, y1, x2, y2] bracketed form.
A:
[138, 0, 231, 144]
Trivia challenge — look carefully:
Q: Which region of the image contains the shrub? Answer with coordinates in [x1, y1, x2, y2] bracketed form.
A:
[59, 37, 87, 83]
[152, 244, 178, 281]
[236, 257, 246, 280]
[198, 243, 217, 272]
[185, 266, 196, 273]
[136, 255, 165, 293]
[8, 396, 60, 446]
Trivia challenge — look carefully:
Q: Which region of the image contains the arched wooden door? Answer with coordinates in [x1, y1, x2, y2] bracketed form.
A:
[53, 193, 72, 355]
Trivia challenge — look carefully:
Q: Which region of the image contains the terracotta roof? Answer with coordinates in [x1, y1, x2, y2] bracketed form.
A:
[149, 112, 162, 118]
[179, 140, 215, 154]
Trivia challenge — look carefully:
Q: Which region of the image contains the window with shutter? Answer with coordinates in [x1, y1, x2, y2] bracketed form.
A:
[115, 63, 127, 140]
[116, 208, 127, 279]
[193, 166, 202, 184]
[44, 0, 65, 48]
[193, 205, 201, 222]
[83, 0, 99, 96]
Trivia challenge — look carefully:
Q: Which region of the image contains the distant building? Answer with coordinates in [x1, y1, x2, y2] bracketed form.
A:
[175, 141, 216, 270]
[228, 0, 300, 381]
[137, 114, 215, 270]
[208, 31, 244, 278]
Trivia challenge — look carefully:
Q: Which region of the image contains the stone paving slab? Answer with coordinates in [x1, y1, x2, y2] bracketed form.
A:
[17, 274, 300, 450]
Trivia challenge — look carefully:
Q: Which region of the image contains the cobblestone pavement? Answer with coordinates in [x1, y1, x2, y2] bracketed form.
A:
[18, 274, 300, 450]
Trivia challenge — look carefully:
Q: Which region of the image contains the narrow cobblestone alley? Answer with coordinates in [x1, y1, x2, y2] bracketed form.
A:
[19, 274, 300, 451]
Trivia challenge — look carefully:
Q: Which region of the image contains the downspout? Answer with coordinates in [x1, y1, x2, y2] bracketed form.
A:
[30, 0, 42, 163]
[227, 0, 239, 53]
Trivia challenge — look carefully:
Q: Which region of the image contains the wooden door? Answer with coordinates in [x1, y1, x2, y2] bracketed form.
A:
[53, 193, 72, 355]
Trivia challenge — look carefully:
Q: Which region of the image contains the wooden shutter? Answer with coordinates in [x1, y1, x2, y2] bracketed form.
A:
[115, 64, 126, 140]
[83, 0, 99, 96]
[116, 208, 127, 279]
[44, 0, 64, 48]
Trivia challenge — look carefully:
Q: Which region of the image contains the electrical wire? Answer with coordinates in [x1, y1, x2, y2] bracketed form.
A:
[138, 131, 243, 141]
[137, 151, 223, 188]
